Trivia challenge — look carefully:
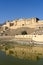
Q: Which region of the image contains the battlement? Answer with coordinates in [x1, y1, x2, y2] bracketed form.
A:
[1, 18, 39, 30]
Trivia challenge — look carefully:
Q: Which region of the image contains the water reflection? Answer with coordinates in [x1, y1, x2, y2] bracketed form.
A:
[0, 51, 35, 65]
[0, 40, 43, 61]
[4, 46, 43, 61]
[0, 51, 43, 65]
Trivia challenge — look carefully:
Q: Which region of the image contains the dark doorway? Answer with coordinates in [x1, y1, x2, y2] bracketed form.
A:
[21, 31, 27, 35]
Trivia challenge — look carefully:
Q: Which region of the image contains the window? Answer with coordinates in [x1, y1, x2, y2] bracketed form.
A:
[36, 18, 39, 22]
[10, 23, 14, 26]
[5, 27, 8, 30]
[22, 24, 24, 26]
[5, 34, 8, 36]
[39, 27, 41, 29]
[35, 35, 36, 37]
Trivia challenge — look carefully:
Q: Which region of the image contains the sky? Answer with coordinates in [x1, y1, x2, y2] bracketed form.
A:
[0, 0, 43, 24]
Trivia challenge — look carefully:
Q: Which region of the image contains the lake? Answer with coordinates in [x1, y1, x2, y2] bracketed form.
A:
[0, 51, 43, 65]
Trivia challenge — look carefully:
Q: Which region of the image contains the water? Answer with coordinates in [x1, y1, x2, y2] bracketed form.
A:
[0, 51, 43, 65]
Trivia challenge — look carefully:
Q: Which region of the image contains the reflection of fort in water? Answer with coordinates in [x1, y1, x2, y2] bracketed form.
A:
[5, 46, 43, 61]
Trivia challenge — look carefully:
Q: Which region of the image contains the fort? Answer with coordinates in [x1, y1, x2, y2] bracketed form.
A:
[0, 17, 43, 44]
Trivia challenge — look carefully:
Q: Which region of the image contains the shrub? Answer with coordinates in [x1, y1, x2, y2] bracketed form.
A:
[5, 47, 8, 50]
[9, 50, 14, 54]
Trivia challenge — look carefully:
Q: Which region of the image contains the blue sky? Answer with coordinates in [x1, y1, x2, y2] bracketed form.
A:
[0, 0, 43, 23]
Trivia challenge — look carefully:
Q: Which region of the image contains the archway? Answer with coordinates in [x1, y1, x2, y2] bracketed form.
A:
[21, 31, 27, 35]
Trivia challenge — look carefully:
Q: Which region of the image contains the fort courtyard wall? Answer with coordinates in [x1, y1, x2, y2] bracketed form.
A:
[15, 35, 43, 42]
[2, 18, 40, 30]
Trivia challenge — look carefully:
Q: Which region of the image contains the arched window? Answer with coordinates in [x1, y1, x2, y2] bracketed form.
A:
[22, 24, 24, 26]
[5, 27, 8, 30]
[21, 31, 27, 35]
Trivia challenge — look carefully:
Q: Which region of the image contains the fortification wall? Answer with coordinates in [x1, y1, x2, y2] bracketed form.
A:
[15, 35, 43, 42]
[1, 18, 43, 32]
[2, 18, 38, 30]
